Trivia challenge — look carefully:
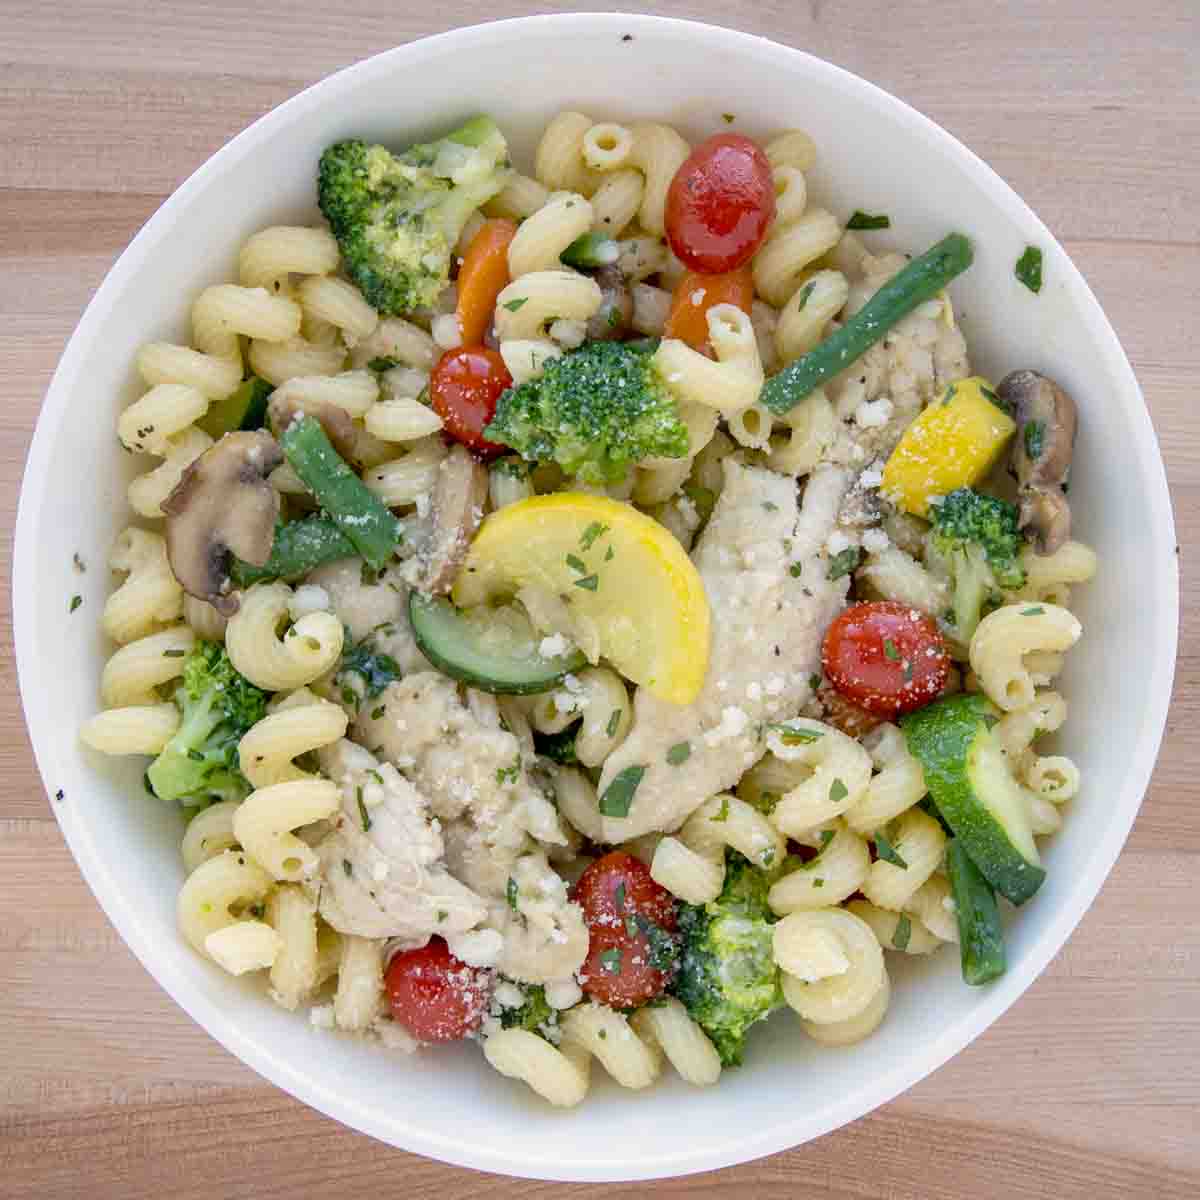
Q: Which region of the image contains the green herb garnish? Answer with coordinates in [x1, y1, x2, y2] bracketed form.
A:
[666, 741, 691, 766]
[599, 765, 645, 817]
[1015, 245, 1043, 293]
[847, 211, 891, 230]
[827, 546, 862, 579]
[874, 830, 908, 869]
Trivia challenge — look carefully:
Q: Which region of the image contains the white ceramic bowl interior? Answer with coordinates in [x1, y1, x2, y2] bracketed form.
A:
[14, 13, 1178, 1182]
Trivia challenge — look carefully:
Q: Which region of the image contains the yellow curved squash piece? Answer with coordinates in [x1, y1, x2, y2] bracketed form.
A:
[453, 493, 710, 704]
[880, 376, 1015, 517]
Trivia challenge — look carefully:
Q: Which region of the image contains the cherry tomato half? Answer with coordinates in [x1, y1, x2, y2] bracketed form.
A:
[572, 851, 679, 1008]
[821, 601, 951, 718]
[665, 134, 776, 274]
[429, 346, 511, 457]
[384, 936, 491, 1043]
[663, 266, 755, 354]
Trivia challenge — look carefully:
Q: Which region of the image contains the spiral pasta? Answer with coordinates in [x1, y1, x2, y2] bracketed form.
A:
[225, 582, 344, 692]
[651, 794, 785, 904]
[232, 778, 341, 881]
[776, 908, 888, 1026]
[102, 527, 183, 644]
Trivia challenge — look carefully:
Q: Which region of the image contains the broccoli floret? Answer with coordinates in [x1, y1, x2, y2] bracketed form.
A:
[146, 641, 270, 807]
[672, 852, 782, 1066]
[930, 487, 1027, 641]
[485, 340, 690, 485]
[498, 983, 556, 1034]
[337, 640, 401, 708]
[318, 116, 510, 315]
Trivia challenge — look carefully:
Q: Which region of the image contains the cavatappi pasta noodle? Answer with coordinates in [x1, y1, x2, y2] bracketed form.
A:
[78, 105, 1094, 1108]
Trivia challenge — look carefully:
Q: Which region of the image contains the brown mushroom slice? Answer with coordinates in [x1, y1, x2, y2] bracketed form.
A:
[996, 369, 1078, 554]
[585, 264, 634, 341]
[418, 444, 489, 596]
[162, 431, 283, 615]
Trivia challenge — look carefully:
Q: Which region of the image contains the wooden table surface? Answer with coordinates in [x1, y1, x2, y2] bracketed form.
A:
[2, 3, 1197, 1196]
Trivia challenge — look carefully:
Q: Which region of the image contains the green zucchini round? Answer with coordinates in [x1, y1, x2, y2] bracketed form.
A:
[409, 592, 587, 694]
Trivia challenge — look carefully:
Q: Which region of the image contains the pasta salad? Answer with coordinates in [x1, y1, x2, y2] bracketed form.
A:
[81, 109, 1096, 1106]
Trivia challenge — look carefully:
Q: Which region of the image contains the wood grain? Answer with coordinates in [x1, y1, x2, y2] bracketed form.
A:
[1, 2, 1196, 1196]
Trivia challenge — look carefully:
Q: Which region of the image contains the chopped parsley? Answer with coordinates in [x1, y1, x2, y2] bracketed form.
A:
[614, 881, 626, 910]
[163, 649, 185, 658]
[809, 673, 822, 691]
[496, 757, 521, 786]
[565, 552, 588, 574]
[829, 777, 848, 805]
[633, 914, 680, 971]
[827, 546, 862, 580]
[819, 828, 836, 851]
[789, 562, 803, 578]
[711, 795, 731, 823]
[574, 573, 599, 591]
[666, 741, 692, 766]
[892, 913, 912, 950]
[769, 722, 824, 746]
[874, 830, 908, 869]
[580, 521, 609, 551]
[599, 947, 623, 974]
[503, 296, 529, 312]
[722, 112, 736, 124]
[794, 279, 817, 311]
[356, 787, 371, 832]
[68, 595, 82, 613]
[338, 643, 401, 700]
[599, 765, 645, 817]
[506, 876, 520, 912]
[1015, 245, 1043, 293]
[846, 211, 891, 230]
[366, 356, 400, 372]
[437, 909, 448, 923]
[762, 500, 779, 512]
[606, 708, 622, 738]
[1022, 605, 1046, 616]
[1025, 418, 1046, 461]
[883, 638, 901, 662]
[813, 877, 825, 888]
[371, 705, 385, 720]
[342, 858, 353, 878]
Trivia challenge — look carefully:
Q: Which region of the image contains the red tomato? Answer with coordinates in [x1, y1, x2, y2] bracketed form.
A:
[384, 936, 491, 1043]
[429, 346, 511, 457]
[663, 266, 756, 354]
[665, 134, 775, 274]
[821, 601, 951, 718]
[572, 852, 679, 1008]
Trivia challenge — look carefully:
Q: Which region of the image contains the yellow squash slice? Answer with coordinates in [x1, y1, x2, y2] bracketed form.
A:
[881, 376, 1016, 517]
[452, 493, 710, 704]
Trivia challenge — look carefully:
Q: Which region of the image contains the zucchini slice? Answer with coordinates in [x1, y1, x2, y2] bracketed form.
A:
[946, 839, 1007, 985]
[902, 694, 1045, 905]
[409, 592, 586, 694]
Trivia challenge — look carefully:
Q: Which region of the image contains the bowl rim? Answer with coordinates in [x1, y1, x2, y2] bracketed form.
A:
[13, 11, 1179, 1181]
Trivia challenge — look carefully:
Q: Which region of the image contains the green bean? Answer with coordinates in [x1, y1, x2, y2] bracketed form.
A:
[760, 233, 974, 415]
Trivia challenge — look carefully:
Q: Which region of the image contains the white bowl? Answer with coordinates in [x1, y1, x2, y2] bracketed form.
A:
[14, 12, 1178, 1182]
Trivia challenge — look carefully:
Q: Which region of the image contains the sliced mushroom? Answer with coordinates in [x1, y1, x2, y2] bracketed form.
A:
[162, 431, 283, 615]
[997, 369, 1077, 554]
[585, 264, 634, 341]
[417, 443, 489, 596]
